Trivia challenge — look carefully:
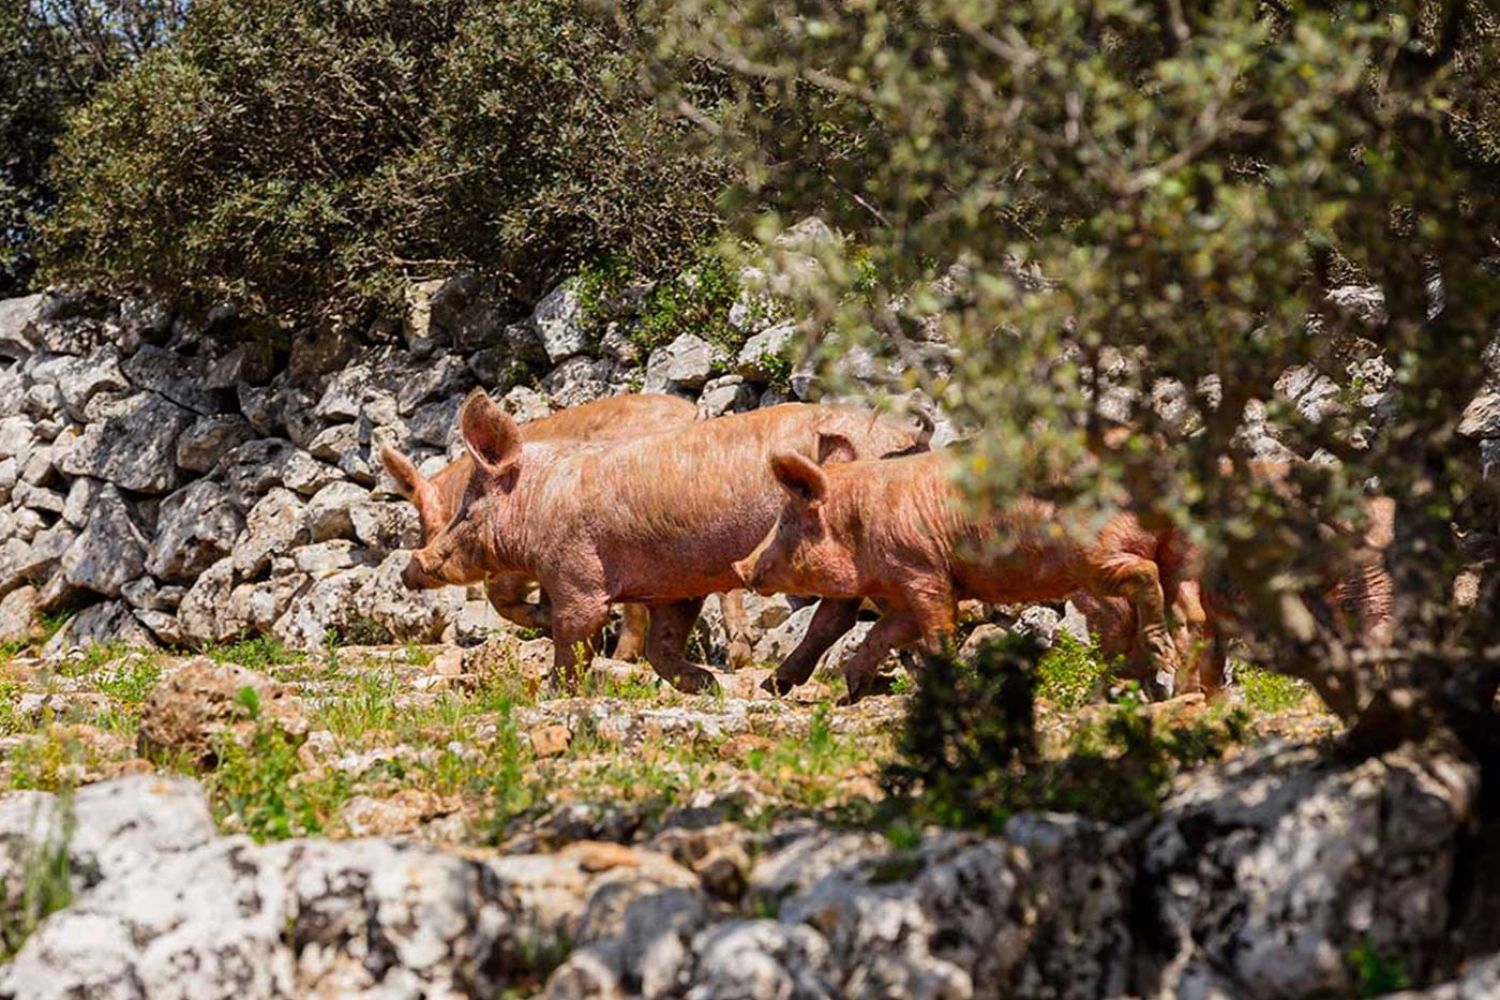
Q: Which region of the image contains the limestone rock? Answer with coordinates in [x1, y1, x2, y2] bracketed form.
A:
[304, 480, 369, 542]
[148, 479, 244, 581]
[272, 566, 377, 651]
[0, 293, 43, 358]
[26, 346, 129, 420]
[1139, 739, 1479, 998]
[542, 356, 616, 408]
[697, 374, 759, 418]
[120, 345, 221, 415]
[224, 574, 308, 636]
[349, 500, 420, 552]
[1459, 391, 1500, 439]
[360, 551, 462, 643]
[0, 585, 37, 642]
[231, 488, 309, 577]
[41, 601, 157, 659]
[737, 321, 798, 382]
[56, 391, 194, 494]
[137, 657, 307, 762]
[176, 557, 239, 647]
[535, 280, 589, 363]
[645, 334, 717, 393]
[176, 414, 256, 473]
[0, 836, 528, 1000]
[60, 484, 148, 598]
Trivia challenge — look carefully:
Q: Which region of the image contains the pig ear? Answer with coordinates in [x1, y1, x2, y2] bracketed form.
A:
[770, 451, 829, 507]
[459, 389, 522, 472]
[380, 445, 426, 503]
[815, 432, 857, 466]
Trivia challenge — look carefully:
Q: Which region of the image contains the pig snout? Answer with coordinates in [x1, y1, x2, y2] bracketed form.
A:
[401, 552, 440, 591]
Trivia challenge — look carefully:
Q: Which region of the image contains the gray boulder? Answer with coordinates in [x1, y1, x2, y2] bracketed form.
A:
[360, 551, 463, 643]
[349, 500, 420, 552]
[41, 601, 157, 658]
[56, 392, 194, 494]
[697, 375, 759, 418]
[232, 488, 309, 578]
[645, 334, 717, 393]
[176, 414, 256, 473]
[535, 280, 589, 363]
[304, 480, 370, 542]
[121, 344, 221, 415]
[60, 485, 148, 598]
[0, 293, 43, 358]
[27, 346, 129, 420]
[272, 566, 377, 651]
[737, 321, 798, 382]
[177, 557, 239, 647]
[1140, 739, 1479, 999]
[148, 480, 244, 581]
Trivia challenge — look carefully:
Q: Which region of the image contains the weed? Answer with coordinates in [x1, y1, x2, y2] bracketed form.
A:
[210, 635, 302, 671]
[1035, 631, 1111, 709]
[0, 680, 20, 736]
[60, 640, 128, 678]
[315, 672, 400, 742]
[748, 703, 865, 808]
[484, 701, 535, 841]
[8, 724, 100, 792]
[0, 796, 73, 961]
[207, 725, 348, 842]
[403, 643, 436, 667]
[1237, 664, 1312, 713]
[96, 655, 162, 705]
[1347, 938, 1411, 996]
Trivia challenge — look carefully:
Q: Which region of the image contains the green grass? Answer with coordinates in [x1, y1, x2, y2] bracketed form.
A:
[95, 655, 162, 705]
[208, 635, 303, 671]
[1237, 664, 1312, 713]
[1035, 631, 1111, 709]
[403, 643, 435, 667]
[207, 724, 349, 842]
[0, 798, 73, 961]
[748, 703, 868, 808]
[6, 724, 101, 792]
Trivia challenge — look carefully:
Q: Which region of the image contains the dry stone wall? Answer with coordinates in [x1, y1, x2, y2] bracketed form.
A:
[0, 231, 1494, 660]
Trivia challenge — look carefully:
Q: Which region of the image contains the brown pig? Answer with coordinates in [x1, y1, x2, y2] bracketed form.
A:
[1070, 492, 1393, 698]
[733, 449, 1189, 701]
[402, 393, 930, 693]
[380, 392, 715, 661]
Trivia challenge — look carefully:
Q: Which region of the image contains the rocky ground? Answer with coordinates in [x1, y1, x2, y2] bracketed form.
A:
[3, 628, 1494, 999]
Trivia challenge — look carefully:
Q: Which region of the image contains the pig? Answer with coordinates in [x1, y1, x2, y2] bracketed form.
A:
[401, 392, 931, 693]
[733, 449, 1189, 701]
[380, 392, 751, 664]
[1072, 490, 1393, 698]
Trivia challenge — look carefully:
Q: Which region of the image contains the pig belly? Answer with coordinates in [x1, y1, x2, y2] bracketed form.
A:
[954, 556, 1077, 606]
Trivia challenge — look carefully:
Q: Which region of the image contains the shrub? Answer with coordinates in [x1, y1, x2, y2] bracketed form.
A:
[40, 0, 731, 331]
[886, 636, 1245, 829]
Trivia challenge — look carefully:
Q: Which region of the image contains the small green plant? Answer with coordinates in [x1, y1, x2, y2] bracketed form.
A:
[0, 798, 74, 961]
[748, 702, 865, 808]
[60, 640, 128, 678]
[484, 701, 535, 842]
[625, 244, 753, 360]
[96, 655, 162, 705]
[210, 636, 302, 670]
[207, 725, 348, 842]
[887, 636, 1245, 831]
[1237, 664, 1312, 713]
[403, 643, 436, 667]
[1347, 938, 1411, 997]
[0, 680, 20, 736]
[316, 672, 400, 741]
[7, 724, 99, 793]
[1035, 631, 1111, 709]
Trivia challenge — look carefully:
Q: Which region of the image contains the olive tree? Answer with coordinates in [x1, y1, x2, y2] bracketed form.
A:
[647, 0, 1500, 752]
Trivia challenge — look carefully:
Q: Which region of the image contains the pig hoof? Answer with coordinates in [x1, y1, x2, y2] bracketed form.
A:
[666, 666, 720, 695]
[761, 674, 798, 697]
[727, 639, 755, 672]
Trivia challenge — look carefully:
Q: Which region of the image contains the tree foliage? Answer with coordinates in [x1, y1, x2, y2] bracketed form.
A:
[39, 0, 732, 330]
[0, 0, 182, 294]
[650, 0, 1500, 751]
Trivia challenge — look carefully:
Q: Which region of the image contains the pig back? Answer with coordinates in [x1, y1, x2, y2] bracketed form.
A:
[573, 404, 921, 602]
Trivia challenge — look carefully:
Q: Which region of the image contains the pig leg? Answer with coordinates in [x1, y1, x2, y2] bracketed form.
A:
[644, 599, 721, 694]
[612, 604, 649, 662]
[761, 598, 863, 696]
[1088, 555, 1180, 682]
[549, 595, 611, 695]
[843, 609, 925, 704]
[486, 573, 552, 631]
[720, 591, 754, 670]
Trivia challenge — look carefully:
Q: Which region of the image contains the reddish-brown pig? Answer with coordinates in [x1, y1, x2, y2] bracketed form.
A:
[380, 393, 720, 661]
[1071, 493, 1393, 697]
[733, 449, 1189, 701]
[402, 393, 930, 692]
